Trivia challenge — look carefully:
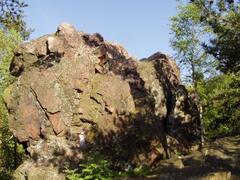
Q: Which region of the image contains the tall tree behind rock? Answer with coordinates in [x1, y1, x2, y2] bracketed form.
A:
[170, 2, 217, 146]
[191, 0, 240, 73]
[171, 0, 240, 140]
[170, 2, 216, 86]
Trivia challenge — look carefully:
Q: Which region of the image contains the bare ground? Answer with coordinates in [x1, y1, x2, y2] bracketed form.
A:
[124, 135, 240, 180]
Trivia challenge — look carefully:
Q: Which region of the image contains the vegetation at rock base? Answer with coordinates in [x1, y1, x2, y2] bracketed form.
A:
[0, 0, 29, 178]
[65, 152, 116, 180]
[65, 151, 151, 180]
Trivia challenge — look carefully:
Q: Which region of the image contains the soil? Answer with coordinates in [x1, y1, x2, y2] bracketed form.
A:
[126, 135, 240, 180]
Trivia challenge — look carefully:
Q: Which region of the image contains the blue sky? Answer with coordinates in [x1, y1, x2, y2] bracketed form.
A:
[24, 0, 178, 59]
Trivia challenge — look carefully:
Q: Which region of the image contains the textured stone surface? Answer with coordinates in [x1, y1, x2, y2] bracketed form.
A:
[4, 23, 201, 179]
[13, 161, 65, 180]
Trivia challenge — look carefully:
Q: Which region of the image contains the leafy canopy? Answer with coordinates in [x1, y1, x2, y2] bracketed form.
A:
[198, 73, 240, 138]
[170, 2, 216, 85]
[191, 0, 240, 73]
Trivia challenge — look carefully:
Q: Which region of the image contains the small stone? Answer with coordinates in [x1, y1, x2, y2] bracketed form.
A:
[47, 36, 62, 53]
[25, 43, 36, 54]
[105, 105, 115, 113]
[95, 64, 104, 73]
[78, 107, 84, 114]
[49, 113, 65, 135]
[202, 171, 231, 180]
[47, 37, 56, 52]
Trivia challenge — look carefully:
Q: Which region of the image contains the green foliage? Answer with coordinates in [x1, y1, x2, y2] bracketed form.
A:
[0, 128, 26, 179]
[65, 151, 152, 180]
[0, 0, 30, 39]
[120, 165, 151, 178]
[65, 152, 117, 180]
[190, 0, 240, 73]
[0, 2, 29, 177]
[170, 2, 216, 85]
[0, 29, 21, 87]
[171, 0, 240, 141]
[0, 29, 25, 178]
[0, 29, 21, 128]
[197, 73, 240, 138]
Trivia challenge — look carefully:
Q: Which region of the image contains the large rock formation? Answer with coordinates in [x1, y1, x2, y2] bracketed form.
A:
[4, 23, 201, 179]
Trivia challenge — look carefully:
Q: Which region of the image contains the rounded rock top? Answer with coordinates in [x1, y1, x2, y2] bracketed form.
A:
[57, 22, 76, 34]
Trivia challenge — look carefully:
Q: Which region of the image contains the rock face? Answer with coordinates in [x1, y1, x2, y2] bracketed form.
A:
[4, 23, 201, 179]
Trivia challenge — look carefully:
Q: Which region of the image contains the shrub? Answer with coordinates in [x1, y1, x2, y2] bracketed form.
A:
[65, 152, 116, 180]
[198, 73, 240, 139]
[65, 150, 152, 180]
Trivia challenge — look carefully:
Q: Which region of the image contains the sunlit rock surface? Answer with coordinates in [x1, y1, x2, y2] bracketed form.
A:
[4, 23, 201, 179]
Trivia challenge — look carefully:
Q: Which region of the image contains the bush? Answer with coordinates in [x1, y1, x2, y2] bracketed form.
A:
[65, 152, 117, 180]
[198, 73, 240, 139]
[0, 29, 25, 179]
[65, 150, 152, 180]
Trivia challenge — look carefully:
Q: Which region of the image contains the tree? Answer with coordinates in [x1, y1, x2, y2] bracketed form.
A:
[171, 0, 240, 140]
[0, 0, 29, 178]
[197, 73, 240, 138]
[0, 28, 25, 180]
[0, 30, 22, 180]
[190, 0, 240, 73]
[170, 2, 216, 86]
[170, 2, 217, 145]
[0, 0, 30, 39]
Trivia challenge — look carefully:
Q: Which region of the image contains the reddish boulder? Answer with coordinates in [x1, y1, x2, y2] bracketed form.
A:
[4, 23, 201, 179]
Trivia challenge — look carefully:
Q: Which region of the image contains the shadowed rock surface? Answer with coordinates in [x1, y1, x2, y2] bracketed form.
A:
[4, 23, 201, 179]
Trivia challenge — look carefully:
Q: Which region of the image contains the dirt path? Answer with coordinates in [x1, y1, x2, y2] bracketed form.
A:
[130, 135, 240, 180]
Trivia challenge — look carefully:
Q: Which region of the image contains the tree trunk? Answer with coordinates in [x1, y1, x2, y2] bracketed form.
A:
[191, 62, 205, 147]
[14, 138, 17, 169]
[199, 105, 205, 147]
